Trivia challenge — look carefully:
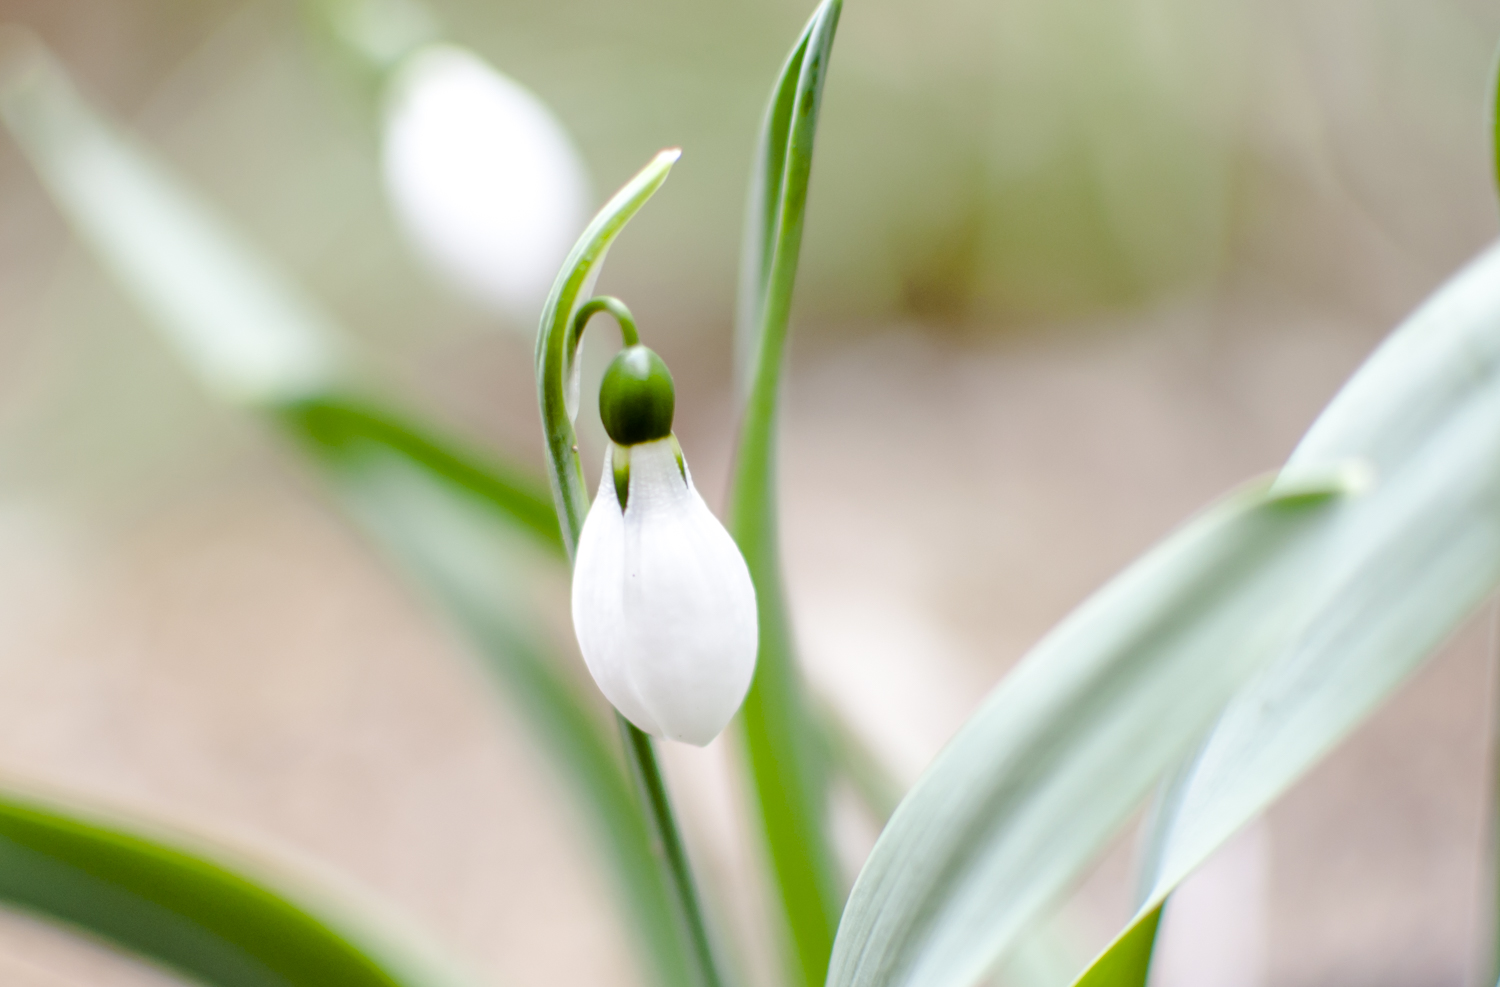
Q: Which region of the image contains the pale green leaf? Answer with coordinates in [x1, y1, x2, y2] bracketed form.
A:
[1074, 240, 1500, 987]
[827, 474, 1357, 987]
[0, 30, 338, 406]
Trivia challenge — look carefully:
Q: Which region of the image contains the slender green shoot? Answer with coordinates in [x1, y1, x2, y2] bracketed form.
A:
[726, 4, 844, 985]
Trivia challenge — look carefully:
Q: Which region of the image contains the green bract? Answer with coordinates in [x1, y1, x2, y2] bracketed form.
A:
[601, 345, 676, 446]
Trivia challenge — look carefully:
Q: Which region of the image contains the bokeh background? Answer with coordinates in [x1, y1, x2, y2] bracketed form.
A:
[1, 1, 1499, 985]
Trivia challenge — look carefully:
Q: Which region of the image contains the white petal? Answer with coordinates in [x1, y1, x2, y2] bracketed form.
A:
[381, 44, 590, 324]
[572, 439, 759, 746]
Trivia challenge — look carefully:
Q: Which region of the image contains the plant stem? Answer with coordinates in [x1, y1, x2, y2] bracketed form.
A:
[621, 722, 724, 987]
[534, 150, 725, 987]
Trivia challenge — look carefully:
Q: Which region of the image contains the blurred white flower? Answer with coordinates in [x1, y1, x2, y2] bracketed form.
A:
[572, 438, 758, 746]
[381, 44, 590, 324]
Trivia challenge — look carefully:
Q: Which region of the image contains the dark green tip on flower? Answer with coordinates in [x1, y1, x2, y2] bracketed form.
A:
[600, 345, 675, 445]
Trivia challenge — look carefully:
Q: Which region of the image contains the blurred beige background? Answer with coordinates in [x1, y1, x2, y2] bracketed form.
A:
[1, 1, 1499, 986]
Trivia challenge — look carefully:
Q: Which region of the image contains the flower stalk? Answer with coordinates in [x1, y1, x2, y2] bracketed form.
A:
[535, 151, 725, 987]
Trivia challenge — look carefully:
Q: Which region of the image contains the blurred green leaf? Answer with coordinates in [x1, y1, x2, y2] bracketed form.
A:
[1074, 241, 1500, 987]
[282, 393, 562, 554]
[0, 29, 339, 407]
[1492, 40, 1500, 196]
[827, 473, 1356, 987]
[0, 787, 476, 987]
[1068, 908, 1162, 987]
[725, 4, 843, 985]
[0, 34, 691, 987]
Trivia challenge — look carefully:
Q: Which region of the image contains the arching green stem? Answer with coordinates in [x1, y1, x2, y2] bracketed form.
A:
[573, 295, 641, 350]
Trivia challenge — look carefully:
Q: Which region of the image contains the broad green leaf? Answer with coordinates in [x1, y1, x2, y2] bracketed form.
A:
[827, 474, 1358, 987]
[0, 37, 690, 987]
[1074, 240, 1500, 987]
[0, 786, 475, 987]
[725, 4, 843, 985]
[533, 153, 726, 987]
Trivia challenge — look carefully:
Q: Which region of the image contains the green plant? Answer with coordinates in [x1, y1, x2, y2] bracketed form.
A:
[2, 4, 1500, 987]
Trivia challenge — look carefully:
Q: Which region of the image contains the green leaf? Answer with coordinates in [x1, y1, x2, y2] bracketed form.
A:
[1073, 240, 1500, 987]
[0, 29, 339, 407]
[281, 393, 563, 555]
[1069, 908, 1162, 987]
[827, 474, 1357, 987]
[0, 787, 475, 987]
[1492, 41, 1500, 196]
[0, 36, 691, 987]
[725, 4, 843, 985]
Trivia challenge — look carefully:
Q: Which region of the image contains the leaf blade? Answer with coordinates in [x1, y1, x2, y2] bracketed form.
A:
[0, 787, 474, 987]
[0, 29, 338, 406]
[726, 4, 844, 986]
[280, 393, 563, 554]
[827, 477, 1352, 987]
[1071, 240, 1500, 987]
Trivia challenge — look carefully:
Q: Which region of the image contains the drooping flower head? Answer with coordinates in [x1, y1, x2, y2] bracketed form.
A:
[571, 344, 758, 746]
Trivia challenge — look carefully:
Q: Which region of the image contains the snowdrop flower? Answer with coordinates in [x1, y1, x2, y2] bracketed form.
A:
[572, 345, 758, 745]
[382, 44, 590, 324]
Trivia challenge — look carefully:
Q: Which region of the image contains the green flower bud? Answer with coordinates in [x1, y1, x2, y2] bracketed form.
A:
[600, 345, 675, 446]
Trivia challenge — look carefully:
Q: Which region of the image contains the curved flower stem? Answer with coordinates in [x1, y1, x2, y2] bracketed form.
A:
[573, 295, 641, 349]
[536, 151, 725, 987]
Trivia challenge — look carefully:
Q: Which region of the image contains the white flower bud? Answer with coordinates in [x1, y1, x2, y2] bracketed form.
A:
[381, 44, 590, 323]
[571, 438, 758, 746]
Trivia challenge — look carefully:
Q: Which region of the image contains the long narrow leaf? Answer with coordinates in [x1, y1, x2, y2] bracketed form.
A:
[0, 787, 474, 987]
[725, 5, 843, 985]
[826, 474, 1357, 987]
[1074, 241, 1500, 987]
[282, 393, 563, 554]
[0, 37, 688, 987]
[0, 29, 338, 406]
